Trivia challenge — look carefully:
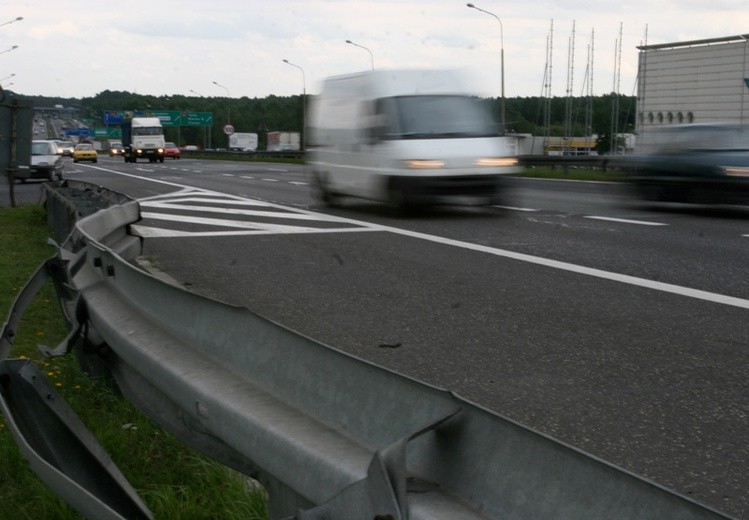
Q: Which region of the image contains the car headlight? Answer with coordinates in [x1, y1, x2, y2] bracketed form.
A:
[158, 148, 164, 153]
[474, 157, 519, 167]
[724, 166, 749, 177]
[403, 159, 445, 169]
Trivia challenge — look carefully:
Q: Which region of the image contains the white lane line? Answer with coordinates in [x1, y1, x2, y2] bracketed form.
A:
[221, 173, 235, 177]
[141, 201, 346, 221]
[289, 181, 308, 186]
[131, 225, 378, 238]
[241, 176, 255, 179]
[137, 212, 370, 234]
[585, 216, 668, 226]
[494, 205, 539, 212]
[262, 178, 279, 182]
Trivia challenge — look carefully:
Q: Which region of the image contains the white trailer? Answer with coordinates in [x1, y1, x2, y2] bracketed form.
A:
[229, 132, 258, 151]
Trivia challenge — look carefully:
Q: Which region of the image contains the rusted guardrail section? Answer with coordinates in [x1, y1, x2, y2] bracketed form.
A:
[0, 182, 736, 519]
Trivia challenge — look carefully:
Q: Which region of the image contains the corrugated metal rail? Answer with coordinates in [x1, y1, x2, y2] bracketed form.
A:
[0, 182, 735, 519]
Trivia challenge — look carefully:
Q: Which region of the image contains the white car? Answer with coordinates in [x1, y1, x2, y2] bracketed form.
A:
[21, 140, 64, 181]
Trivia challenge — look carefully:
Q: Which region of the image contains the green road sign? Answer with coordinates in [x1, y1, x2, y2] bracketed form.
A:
[104, 110, 213, 127]
[94, 127, 123, 138]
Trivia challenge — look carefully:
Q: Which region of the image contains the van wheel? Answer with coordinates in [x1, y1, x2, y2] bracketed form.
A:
[314, 173, 338, 207]
[388, 181, 411, 214]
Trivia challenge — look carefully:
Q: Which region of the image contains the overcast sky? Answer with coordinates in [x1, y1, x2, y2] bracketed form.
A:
[2, 0, 747, 101]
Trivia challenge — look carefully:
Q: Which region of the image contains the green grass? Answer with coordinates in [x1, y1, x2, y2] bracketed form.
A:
[520, 166, 627, 182]
[0, 204, 269, 519]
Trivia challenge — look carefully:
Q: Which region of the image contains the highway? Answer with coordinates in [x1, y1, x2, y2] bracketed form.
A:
[42, 156, 749, 518]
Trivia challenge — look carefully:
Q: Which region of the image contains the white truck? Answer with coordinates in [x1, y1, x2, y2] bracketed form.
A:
[229, 132, 258, 151]
[307, 69, 519, 209]
[121, 116, 165, 163]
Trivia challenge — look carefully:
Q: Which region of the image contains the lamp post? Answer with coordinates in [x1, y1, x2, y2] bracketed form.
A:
[0, 73, 15, 83]
[189, 89, 208, 148]
[345, 40, 374, 70]
[283, 59, 306, 150]
[0, 16, 23, 28]
[212, 80, 231, 123]
[467, 2, 505, 134]
[0, 45, 18, 55]
[213, 81, 231, 149]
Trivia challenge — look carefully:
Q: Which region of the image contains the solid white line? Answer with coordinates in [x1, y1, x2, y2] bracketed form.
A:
[494, 205, 539, 212]
[585, 216, 668, 226]
[130, 225, 378, 238]
[141, 201, 346, 221]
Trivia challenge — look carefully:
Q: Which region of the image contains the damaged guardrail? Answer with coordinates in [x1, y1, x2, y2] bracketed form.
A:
[0, 182, 736, 519]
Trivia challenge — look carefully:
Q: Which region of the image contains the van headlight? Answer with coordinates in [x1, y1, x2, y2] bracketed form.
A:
[404, 159, 445, 169]
[474, 157, 519, 167]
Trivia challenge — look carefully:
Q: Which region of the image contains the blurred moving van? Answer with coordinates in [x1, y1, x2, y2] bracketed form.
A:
[307, 69, 519, 208]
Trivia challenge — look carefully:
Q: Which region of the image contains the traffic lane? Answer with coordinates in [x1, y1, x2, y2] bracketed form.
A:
[66, 159, 312, 206]
[65, 162, 749, 301]
[141, 230, 748, 517]
[317, 186, 749, 302]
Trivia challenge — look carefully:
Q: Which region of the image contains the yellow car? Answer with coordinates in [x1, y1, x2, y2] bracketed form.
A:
[72, 143, 98, 163]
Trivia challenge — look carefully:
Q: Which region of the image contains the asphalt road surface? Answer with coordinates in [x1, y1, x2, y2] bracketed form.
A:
[32, 156, 749, 518]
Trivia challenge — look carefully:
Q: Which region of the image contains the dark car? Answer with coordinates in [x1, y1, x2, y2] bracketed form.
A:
[616, 124, 749, 204]
[56, 140, 75, 157]
[20, 140, 64, 181]
[108, 140, 125, 157]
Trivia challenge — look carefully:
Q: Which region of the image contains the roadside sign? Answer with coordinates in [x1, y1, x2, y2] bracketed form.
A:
[223, 124, 235, 135]
[103, 110, 213, 127]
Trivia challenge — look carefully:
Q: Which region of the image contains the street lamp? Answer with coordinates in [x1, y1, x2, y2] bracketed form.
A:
[345, 40, 374, 70]
[0, 16, 23, 28]
[212, 80, 231, 123]
[283, 59, 306, 150]
[0, 45, 18, 55]
[467, 3, 506, 134]
[0, 73, 15, 83]
[189, 89, 203, 96]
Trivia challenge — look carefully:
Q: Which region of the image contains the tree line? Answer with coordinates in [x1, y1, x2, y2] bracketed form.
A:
[27, 90, 636, 152]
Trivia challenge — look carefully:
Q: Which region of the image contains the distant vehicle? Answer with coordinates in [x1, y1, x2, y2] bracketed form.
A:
[56, 141, 75, 157]
[164, 142, 181, 159]
[19, 140, 64, 181]
[229, 132, 258, 152]
[616, 123, 749, 204]
[108, 140, 125, 157]
[307, 69, 520, 209]
[267, 131, 298, 152]
[73, 143, 98, 163]
[182, 145, 199, 151]
[121, 116, 165, 163]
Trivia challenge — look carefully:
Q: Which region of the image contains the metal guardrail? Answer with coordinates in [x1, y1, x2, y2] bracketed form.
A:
[0, 182, 736, 519]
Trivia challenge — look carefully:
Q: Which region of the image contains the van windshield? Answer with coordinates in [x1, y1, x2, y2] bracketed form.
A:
[379, 95, 499, 139]
[132, 127, 163, 136]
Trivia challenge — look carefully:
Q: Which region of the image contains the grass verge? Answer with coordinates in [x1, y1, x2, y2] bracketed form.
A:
[520, 166, 627, 182]
[0, 204, 269, 519]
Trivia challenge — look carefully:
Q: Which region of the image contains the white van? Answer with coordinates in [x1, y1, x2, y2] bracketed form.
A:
[307, 69, 519, 208]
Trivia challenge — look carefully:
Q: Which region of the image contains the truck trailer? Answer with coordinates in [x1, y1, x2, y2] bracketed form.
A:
[121, 116, 165, 163]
